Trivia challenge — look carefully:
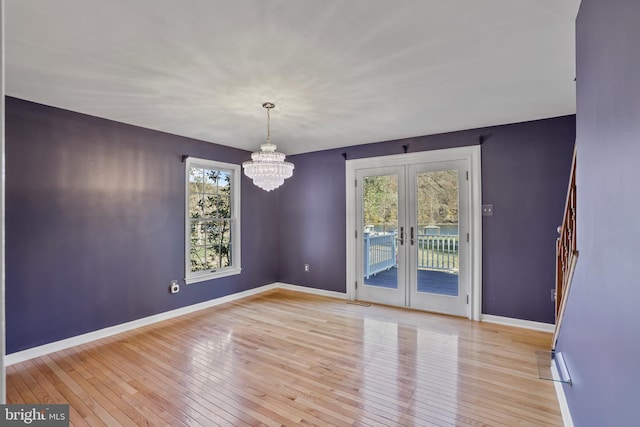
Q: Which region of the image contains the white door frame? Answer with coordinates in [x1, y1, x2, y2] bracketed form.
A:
[345, 145, 483, 320]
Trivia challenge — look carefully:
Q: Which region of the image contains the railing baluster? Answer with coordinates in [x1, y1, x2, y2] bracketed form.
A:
[366, 230, 460, 276]
[364, 233, 370, 279]
[410, 233, 460, 272]
[364, 232, 397, 278]
[443, 237, 451, 270]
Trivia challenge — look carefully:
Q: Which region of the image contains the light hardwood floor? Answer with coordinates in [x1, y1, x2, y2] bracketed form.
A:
[7, 289, 562, 426]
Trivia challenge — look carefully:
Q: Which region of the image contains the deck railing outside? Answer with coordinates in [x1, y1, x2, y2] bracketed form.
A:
[418, 234, 459, 272]
[364, 232, 459, 278]
[363, 233, 396, 279]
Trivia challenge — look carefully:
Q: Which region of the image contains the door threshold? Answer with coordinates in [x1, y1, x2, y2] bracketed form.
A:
[346, 300, 371, 307]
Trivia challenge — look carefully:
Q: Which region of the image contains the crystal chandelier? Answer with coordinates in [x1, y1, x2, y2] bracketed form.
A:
[242, 102, 294, 191]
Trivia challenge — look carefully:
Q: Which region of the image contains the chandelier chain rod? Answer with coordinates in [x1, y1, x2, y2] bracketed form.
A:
[266, 105, 271, 144]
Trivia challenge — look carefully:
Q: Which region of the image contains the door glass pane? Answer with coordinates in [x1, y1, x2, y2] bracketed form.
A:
[416, 170, 459, 296]
[362, 175, 399, 289]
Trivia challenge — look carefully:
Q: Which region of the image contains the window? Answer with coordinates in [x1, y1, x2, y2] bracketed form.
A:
[185, 157, 241, 284]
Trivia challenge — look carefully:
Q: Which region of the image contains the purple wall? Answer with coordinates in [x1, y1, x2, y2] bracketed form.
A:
[5, 97, 278, 354]
[5, 95, 576, 354]
[556, 0, 640, 424]
[278, 116, 575, 323]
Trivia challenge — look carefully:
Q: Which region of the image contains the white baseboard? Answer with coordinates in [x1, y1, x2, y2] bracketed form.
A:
[274, 282, 347, 300]
[5, 283, 278, 366]
[481, 314, 555, 333]
[8, 286, 558, 365]
[5, 282, 346, 366]
[551, 357, 574, 427]
[482, 315, 571, 424]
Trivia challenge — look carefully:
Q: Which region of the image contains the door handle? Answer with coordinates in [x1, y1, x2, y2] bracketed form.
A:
[410, 226, 415, 245]
[399, 227, 404, 245]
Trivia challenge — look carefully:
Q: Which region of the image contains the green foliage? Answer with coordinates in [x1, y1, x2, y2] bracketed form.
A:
[417, 170, 458, 225]
[188, 167, 232, 272]
[363, 175, 398, 232]
[362, 170, 459, 231]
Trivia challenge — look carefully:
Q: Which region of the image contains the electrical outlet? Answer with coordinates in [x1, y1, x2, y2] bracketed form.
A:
[482, 204, 494, 216]
[304, 264, 310, 272]
[551, 289, 556, 301]
[170, 280, 180, 294]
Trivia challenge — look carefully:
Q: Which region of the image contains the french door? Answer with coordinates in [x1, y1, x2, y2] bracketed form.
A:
[355, 166, 407, 307]
[354, 160, 470, 317]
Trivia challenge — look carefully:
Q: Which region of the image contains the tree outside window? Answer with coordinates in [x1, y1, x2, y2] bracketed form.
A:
[185, 158, 241, 284]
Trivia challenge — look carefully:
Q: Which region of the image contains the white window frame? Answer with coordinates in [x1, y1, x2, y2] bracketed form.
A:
[185, 157, 241, 284]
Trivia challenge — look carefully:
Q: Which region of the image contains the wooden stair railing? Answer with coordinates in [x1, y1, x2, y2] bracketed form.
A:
[553, 146, 578, 349]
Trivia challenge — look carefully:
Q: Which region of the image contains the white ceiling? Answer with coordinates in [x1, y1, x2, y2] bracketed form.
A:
[6, 0, 580, 155]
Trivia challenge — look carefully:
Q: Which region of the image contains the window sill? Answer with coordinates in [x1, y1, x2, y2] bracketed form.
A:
[185, 267, 242, 285]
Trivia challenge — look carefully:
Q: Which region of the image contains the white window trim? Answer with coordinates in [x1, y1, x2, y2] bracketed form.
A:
[185, 157, 241, 284]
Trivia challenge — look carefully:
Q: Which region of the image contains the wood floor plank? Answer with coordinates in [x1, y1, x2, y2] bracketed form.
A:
[6, 289, 562, 426]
